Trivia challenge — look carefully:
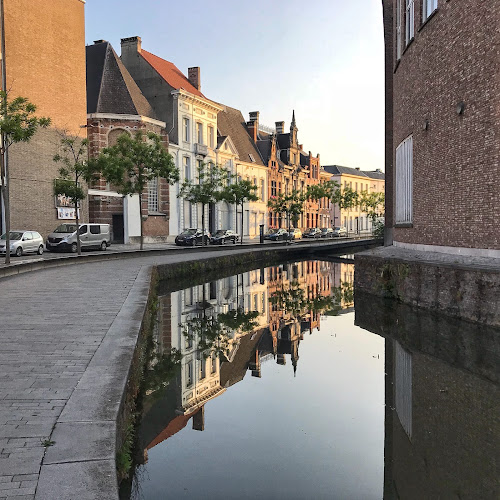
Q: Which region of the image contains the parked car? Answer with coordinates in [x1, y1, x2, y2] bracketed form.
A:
[210, 229, 239, 245]
[333, 226, 347, 237]
[302, 228, 322, 239]
[320, 227, 334, 238]
[289, 228, 302, 240]
[46, 223, 111, 252]
[175, 228, 211, 246]
[264, 228, 290, 241]
[0, 230, 44, 257]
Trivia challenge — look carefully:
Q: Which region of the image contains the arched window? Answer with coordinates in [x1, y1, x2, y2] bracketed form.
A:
[107, 128, 130, 147]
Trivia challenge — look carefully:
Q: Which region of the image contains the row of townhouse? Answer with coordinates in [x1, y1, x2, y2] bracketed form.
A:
[0, 0, 383, 243]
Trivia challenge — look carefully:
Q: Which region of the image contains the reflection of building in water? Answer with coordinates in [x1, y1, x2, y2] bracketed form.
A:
[355, 293, 500, 500]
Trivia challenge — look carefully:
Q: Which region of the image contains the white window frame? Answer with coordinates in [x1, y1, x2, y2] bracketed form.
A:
[395, 135, 413, 224]
[405, 0, 414, 45]
[208, 125, 214, 148]
[396, 0, 402, 60]
[197, 122, 203, 145]
[423, 0, 437, 22]
[183, 156, 191, 180]
[147, 177, 159, 213]
[183, 117, 190, 142]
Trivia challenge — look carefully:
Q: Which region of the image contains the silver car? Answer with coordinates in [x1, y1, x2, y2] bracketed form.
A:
[0, 230, 45, 257]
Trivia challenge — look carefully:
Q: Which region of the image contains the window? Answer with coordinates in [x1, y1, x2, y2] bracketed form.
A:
[271, 181, 277, 197]
[197, 122, 203, 144]
[395, 135, 413, 224]
[396, 0, 402, 59]
[183, 117, 190, 142]
[208, 126, 214, 148]
[423, 0, 437, 21]
[211, 355, 217, 374]
[200, 358, 206, 379]
[186, 361, 193, 386]
[183, 156, 191, 180]
[148, 177, 159, 212]
[249, 153, 256, 163]
[90, 225, 101, 235]
[395, 342, 412, 439]
[405, 0, 414, 44]
[261, 179, 265, 200]
[78, 225, 88, 235]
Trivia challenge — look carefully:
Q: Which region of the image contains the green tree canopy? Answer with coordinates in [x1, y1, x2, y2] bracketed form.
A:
[91, 130, 178, 249]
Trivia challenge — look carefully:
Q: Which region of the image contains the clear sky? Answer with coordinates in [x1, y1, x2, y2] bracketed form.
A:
[85, 0, 385, 170]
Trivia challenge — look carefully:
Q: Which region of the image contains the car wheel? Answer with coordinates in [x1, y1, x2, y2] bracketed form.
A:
[37, 245, 44, 255]
[100, 241, 107, 251]
[15, 246, 22, 257]
[205, 237, 209, 245]
[233, 238, 237, 244]
[71, 242, 77, 253]
[191, 239, 195, 247]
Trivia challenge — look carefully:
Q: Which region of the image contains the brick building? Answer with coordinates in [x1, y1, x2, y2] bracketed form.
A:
[0, 0, 87, 238]
[384, 0, 500, 256]
[86, 40, 170, 243]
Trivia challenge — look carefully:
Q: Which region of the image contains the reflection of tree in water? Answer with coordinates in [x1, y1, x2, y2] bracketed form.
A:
[143, 347, 182, 397]
[182, 306, 260, 359]
[269, 279, 353, 320]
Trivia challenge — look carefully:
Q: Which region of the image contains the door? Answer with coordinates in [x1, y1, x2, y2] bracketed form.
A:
[78, 225, 89, 247]
[112, 214, 124, 243]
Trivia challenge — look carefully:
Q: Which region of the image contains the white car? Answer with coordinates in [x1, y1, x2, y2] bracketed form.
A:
[333, 227, 347, 237]
[0, 230, 45, 257]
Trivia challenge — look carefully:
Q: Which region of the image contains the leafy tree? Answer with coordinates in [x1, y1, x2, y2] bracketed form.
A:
[0, 91, 50, 264]
[90, 131, 178, 250]
[219, 176, 259, 244]
[178, 162, 228, 246]
[268, 190, 306, 236]
[359, 191, 385, 236]
[53, 134, 100, 255]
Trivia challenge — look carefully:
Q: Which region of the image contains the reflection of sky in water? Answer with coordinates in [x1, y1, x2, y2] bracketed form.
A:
[135, 310, 385, 500]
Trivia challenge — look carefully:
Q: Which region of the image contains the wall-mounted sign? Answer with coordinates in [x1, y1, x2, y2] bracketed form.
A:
[57, 207, 79, 220]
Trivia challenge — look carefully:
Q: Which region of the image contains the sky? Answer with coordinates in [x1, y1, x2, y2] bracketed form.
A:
[85, 0, 385, 171]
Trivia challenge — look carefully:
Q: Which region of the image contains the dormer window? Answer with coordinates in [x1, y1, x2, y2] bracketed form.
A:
[249, 153, 256, 163]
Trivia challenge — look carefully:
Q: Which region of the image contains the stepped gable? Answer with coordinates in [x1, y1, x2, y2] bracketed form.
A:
[86, 41, 156, 118]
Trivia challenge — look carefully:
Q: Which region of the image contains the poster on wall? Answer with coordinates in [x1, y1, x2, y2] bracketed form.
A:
[57, 207, 80, 220]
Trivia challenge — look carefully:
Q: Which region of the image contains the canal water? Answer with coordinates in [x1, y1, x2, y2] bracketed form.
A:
[124, 259, 500, 500]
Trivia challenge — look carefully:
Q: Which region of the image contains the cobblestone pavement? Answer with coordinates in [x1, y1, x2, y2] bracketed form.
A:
[0, 247, 275, 499]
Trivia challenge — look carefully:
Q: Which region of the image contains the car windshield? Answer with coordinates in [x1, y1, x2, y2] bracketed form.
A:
[180, 229, 197, 236]
[214, 230, 226, 236]
[0, 231, 23, 241]
[54, 224, 77, 233]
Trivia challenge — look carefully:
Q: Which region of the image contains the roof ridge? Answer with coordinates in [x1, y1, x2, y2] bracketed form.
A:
[94, 43, 110, 114]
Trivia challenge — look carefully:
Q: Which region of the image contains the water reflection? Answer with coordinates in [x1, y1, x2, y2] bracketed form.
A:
[356, 292, 500, 500]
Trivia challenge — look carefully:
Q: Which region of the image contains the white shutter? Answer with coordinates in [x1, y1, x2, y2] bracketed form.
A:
[395, 135, 413, 224]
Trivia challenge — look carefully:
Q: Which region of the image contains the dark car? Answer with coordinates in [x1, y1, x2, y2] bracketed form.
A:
[210, 229, 239, 245]
[175, 228, 211, 246]
[320, 228, 334, 238]
[303, 228, 322, 238]
[264, 228, 290, 241]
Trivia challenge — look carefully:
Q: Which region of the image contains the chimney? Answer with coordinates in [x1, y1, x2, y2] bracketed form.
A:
[192, 406, 205, 431]
[355, 167, 360, 171]
[247, 111, 259, 142]
[275, 121, 285, 134]
[121, 36, 142, 55]
[188, 67, 201, 91]
[299, 144, 303, 150]
[93, 40, 107, 44]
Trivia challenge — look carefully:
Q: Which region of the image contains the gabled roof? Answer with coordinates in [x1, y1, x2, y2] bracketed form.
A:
[323, 165, 385, 180]
[86, 41, 156, 118]
[256, 139, 271, 163]
[217, 105, 265, 166]
[140, 49, 204, 98]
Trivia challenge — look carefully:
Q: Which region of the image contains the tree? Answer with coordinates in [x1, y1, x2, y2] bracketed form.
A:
[328, 185, 359, 233]
[178, 162, 228, 246]
[0, 91, 50, 264]
[359, 191, 385, 237]
[91, 131, 178, 250]
[268, 190, 305, 237]
[53, 133, 100, 255]
[306, 181, 338, 228]
[219, 175, 259, 244]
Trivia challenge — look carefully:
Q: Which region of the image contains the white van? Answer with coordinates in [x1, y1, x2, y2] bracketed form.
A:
[46, 223, 111, 253]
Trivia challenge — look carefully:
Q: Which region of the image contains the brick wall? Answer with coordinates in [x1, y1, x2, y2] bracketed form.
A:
[387, 0, 500, 250]
[87, 117, 171, 240]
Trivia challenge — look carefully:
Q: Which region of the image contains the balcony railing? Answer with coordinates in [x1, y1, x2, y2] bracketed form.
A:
[194, 143, 208, 156]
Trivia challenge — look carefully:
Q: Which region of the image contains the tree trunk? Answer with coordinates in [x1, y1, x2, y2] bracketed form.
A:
[201, 203, 206, 246]
[240, 202, 244, 245]
[75, 199, 81, 256]
[1, 143, 10, 265]
[139, 192, 144, 250]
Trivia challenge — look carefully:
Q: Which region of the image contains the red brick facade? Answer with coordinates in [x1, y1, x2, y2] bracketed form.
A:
[87, 117, 171, 242]
[385, 0, 500, 250]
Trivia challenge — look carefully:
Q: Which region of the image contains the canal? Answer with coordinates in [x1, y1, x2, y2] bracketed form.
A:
[122, 258, 500, 500]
